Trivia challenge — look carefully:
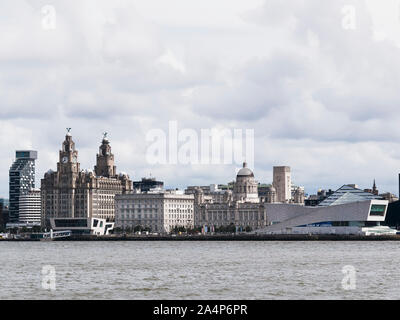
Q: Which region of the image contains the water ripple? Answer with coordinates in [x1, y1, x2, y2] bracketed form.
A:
[0, 241, 399, 299]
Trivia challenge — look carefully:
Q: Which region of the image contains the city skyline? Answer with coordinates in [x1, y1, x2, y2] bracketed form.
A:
[0, 129, 396, 199]
[2, 1, 400, 304]
[2, 0, 400, 197]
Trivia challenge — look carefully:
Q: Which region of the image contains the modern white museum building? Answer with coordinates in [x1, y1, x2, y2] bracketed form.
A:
[257, 185, 397, 236]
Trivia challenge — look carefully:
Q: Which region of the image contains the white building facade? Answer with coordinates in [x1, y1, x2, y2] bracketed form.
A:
[257, 185, 397, 235]
[18, 189, 41, 226]
[49, 217, 114, 235]
[115, 191, 194, 233]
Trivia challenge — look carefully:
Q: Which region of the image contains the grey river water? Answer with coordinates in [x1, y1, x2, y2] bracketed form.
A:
[1, 241, 399, 300]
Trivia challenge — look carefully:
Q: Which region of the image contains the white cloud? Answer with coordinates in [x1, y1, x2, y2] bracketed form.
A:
[1, 0, 400, 199]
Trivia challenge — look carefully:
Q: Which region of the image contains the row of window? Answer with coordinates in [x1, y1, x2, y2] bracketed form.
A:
[201, 212, 264, 221]
[118, 213, 193, 219]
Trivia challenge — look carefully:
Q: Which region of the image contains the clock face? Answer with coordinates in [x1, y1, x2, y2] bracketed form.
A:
[72, 156, 77, 163]
[62, 156, 68, 163]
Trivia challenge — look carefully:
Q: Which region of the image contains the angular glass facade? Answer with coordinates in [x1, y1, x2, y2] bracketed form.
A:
[9, 151, 37, 223]
[318, 184, 382, 207]
[370, 204, 386, 216]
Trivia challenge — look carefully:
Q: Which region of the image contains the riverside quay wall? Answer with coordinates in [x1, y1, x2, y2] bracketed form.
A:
[3, 234, 400, 241]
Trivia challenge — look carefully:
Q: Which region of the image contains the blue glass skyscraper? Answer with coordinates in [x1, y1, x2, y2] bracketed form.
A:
[9, 151, 38, 223]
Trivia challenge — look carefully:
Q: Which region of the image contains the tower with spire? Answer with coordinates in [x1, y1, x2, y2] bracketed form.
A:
[58, 129, 80, 175]
[94, 133, 116, 178]
[372, 179, 379, 196]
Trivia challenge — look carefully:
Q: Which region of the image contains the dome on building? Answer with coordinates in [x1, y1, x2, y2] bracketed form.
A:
[237, 162, 254, 177]
[233, 162, 259, 203]
[266, 186, 276, 192]
[82, 169, 95, 176]
[119, 172, 129, 178]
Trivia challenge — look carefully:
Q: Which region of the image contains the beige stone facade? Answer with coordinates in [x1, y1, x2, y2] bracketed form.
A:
[194, 163, 267, 231]
[41, 133, 132, 226]
[291, 186, 305, 205]
[273, 166, 292, 203]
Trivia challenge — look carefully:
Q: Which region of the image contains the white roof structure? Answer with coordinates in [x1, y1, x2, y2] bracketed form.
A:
[256, 198, 393, 235]
[318, 184, 382, 207]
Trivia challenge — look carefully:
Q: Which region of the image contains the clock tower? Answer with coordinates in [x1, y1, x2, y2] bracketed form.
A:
[57, 129, 80, 175]
[41, 130, 133, 227]
[94, 133, 116, 178]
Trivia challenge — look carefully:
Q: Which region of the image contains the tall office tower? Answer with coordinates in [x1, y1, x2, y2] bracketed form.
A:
[18, 189, 41, 226]
[273, 166, 292, 203]
[9, 151, 38, 223]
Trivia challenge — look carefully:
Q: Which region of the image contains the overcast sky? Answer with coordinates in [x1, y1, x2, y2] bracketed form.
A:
[1, 0, 400, 198]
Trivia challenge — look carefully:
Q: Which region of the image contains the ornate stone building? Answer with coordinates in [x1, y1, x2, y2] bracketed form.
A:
[115, 191, 194, 233]
[291, 186, 305, 205]
[233, 163, 259, 203]
[264, 186, 277, 203]
[41, 131, 132, 226]
[194, 163, 267, 231]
